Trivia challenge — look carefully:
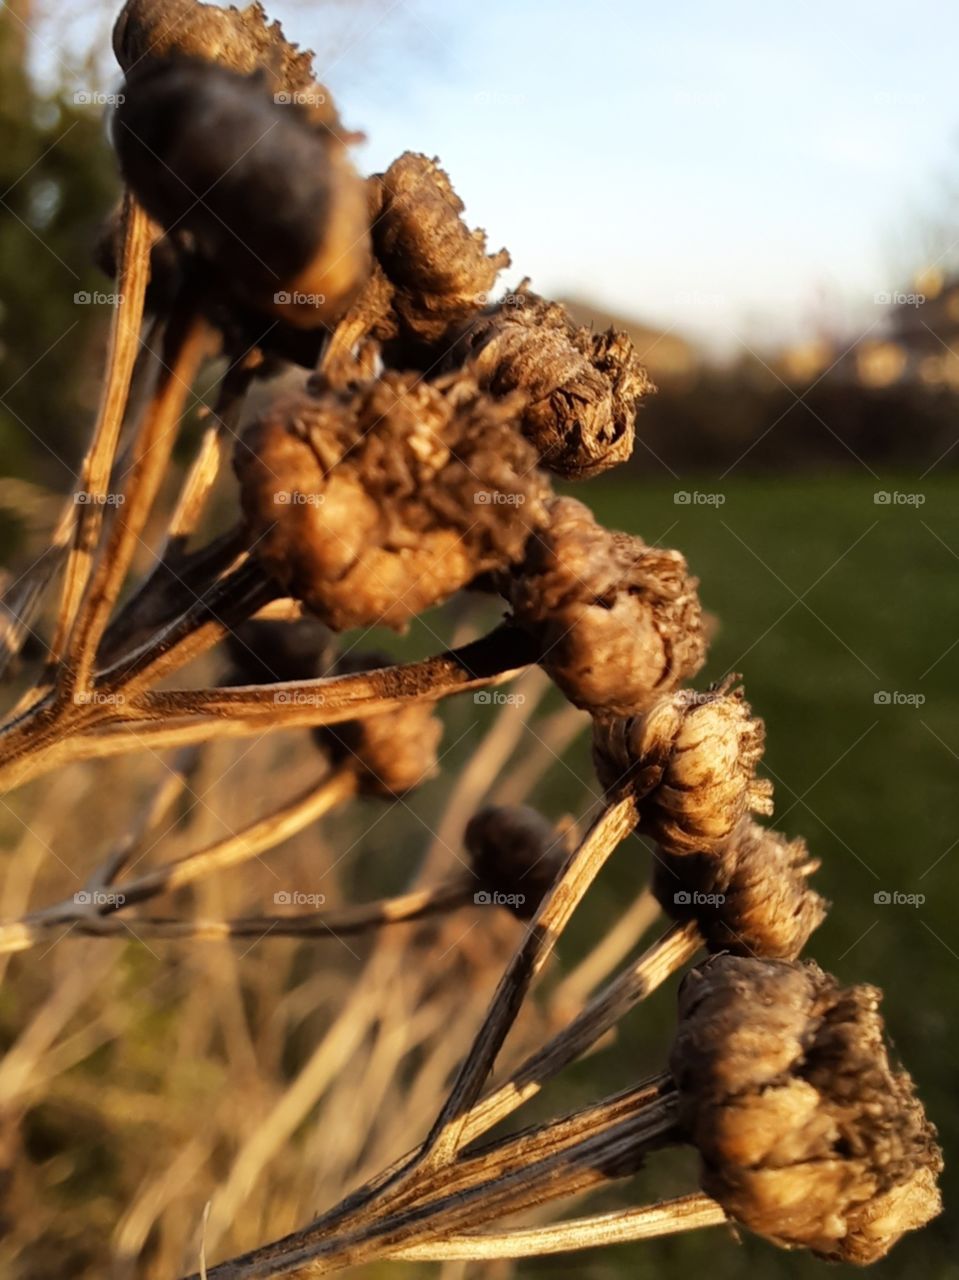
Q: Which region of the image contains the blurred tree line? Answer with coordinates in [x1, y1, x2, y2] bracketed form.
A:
[0, 0, 118, 490]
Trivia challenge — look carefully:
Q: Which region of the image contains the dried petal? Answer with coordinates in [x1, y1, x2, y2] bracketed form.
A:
[510, 498, 705, 715]
[670, 955, 943, 1261]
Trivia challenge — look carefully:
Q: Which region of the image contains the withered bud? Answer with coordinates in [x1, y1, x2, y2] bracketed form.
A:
[670, 955, 943, 1262]
[114, 61, 369, 329]
[453, 291, 652, 479]
[112, 0, 341, 128]
[368, 153, 510, 344]
[653, 817, 828, 959]
[235, 371, 551, 631]
[314, 652, 442, 797]
[222, 617, 333, 687]
[511, 498, 705, 715]
[464, 805, 572, 919]
[592, 681, 774, 850]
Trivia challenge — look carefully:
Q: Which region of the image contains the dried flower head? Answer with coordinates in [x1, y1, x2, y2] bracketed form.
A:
[113, 0, 338, 126]
[114, 60, 370, 329]
[235, 371, 551, 631]
[653, 816, 828, 958]
[670, 955, 943, 1262]
[452, 290, 653, 478]
[464, 805, 572, 919]
[314, 652, 443, 796]
[367, 152, 511, 344]
[593, 681, 774, 849]
[510, 498, 705, 716]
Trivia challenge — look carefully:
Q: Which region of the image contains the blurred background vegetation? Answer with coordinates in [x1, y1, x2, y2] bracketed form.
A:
[0, 2, 956, 1279]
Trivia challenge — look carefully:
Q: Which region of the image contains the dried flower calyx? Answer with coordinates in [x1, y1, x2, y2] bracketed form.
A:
[114, 61, 370, 329]
[365, 152, 511, 345]
[464, 805, 572, 919]
[670, 955, 943, 1262]
[510, 498, 705, 716]
[235, 371, 551, 631]
[451, 289, 653, 479]
[593, 680, 773, 849]
[314, 652, 443, 797]
[653, 816, 827, 959]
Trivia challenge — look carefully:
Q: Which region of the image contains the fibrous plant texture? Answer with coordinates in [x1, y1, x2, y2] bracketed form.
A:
[0, 1, 941, 1277]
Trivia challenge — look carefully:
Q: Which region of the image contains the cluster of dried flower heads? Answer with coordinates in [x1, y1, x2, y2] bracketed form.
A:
[0, 0, 941, 1275]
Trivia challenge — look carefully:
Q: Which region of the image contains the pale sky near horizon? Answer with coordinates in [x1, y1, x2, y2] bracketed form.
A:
[28, 0, 959, 354]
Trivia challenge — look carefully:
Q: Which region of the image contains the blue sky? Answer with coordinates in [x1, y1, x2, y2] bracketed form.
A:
[33, 0, 959, 352]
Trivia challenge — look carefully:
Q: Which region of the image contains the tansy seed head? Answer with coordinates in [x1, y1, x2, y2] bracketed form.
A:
[592, 680, 773, 851]
[510, 498, 705, 715]
[652, 816, 828, 959]
[670, 955, 943, 1262]
[464, 805, 573, 920]
[313, 652, 443, 797]
[235, 371, 551, 631]
[452, 289, 653, 479]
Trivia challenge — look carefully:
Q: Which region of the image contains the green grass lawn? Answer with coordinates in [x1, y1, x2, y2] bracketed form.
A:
[517, 471, 959, 1280]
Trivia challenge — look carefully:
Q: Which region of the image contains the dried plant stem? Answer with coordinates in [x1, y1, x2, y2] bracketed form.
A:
[286, 796, 641, 1250]
[70, 308, 213, 691]
[459, 920, 701, 1145]
[50, 192, 151, 676]
[23, 880, 474, 946]
[421, 793, 639, 1166]
[199, 1085, 678, 1278]
[391, 1192, 729, 1259]
[0, 769, 355, 955]
[0, 625, 538, 794]
[551, 885, 661, 1009]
